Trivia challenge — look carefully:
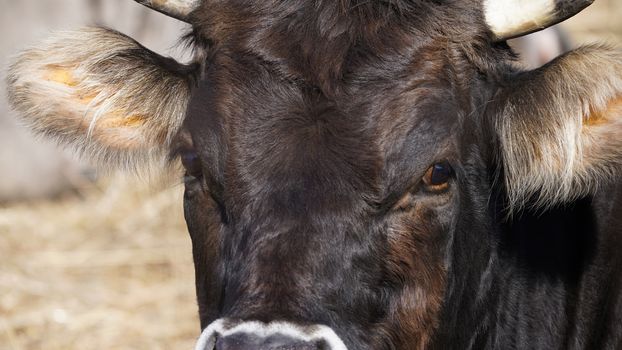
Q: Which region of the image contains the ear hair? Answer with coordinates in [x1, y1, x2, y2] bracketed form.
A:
[494, 45, 622, 211]
[7, 27, 196, 172]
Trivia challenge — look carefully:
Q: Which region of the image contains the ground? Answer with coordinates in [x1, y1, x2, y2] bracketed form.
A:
[0, 178, 197, 349]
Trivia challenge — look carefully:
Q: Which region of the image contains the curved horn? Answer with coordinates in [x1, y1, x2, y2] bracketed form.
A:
[484, 0, 594, 41]
[134, 0, 200, 22]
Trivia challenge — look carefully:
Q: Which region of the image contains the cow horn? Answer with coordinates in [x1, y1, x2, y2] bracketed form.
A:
[133, 0, 200, 22]
[484, 0, 594, 41]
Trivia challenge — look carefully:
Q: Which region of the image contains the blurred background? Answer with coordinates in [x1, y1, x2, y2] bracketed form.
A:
[0, 1, 621, 349]
[0, 1, 196, 349]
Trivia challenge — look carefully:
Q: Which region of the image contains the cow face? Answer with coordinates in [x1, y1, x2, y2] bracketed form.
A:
[7, 0, 622, 349]
[180, 14, 469, 349]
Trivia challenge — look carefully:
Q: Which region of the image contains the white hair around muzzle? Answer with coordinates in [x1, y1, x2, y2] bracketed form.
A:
[195, 319, 349, 350]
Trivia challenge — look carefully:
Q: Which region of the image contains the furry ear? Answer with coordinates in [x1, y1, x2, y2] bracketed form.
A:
[7, 27, 195, 170]
[492, 45, 622, 210]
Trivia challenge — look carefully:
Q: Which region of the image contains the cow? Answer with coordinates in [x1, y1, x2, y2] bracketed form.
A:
[6, 0, 622, 348]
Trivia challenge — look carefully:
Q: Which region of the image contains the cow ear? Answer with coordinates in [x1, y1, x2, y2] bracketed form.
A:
[7, 27, 195, 170]
[493, 45, 622, 210]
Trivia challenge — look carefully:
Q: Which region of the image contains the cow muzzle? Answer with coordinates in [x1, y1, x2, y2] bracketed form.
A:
[195, 319, 348, 350]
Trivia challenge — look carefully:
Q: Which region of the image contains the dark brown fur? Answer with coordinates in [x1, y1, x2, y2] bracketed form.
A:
[179, 2, 496, 348]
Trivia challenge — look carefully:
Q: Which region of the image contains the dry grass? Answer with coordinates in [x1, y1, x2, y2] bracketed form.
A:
[1, 2, 621, 350]
[0, 177, 198, 349]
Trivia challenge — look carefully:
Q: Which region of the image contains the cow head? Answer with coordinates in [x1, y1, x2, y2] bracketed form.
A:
[7, 0, 622, 349]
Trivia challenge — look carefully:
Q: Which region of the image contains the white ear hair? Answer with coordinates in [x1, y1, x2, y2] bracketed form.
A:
[494, 46, 622, 211]
[7, 27, 195, 171]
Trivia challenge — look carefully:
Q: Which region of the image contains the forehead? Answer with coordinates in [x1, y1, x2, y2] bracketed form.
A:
[184, 0, 474, 201]
[194, 0, 483, 81]
[190, 0, 482, 106]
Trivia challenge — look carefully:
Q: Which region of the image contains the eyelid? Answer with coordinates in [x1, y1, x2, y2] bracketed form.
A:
[383, 160, 456, 211]
[169, 129, 195, 161]
[181, 150, 203, 177]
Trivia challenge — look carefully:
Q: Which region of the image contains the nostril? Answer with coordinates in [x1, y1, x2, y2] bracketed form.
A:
[215, 333, 321, 350]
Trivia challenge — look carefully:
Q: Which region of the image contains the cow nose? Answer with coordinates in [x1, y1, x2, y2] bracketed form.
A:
[215, 333, 320, 350]
[195, 319, 348, 350]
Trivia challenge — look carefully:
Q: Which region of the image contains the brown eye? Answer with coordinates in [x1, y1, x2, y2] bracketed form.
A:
[423, 161, 453, 191]
[180, 149, 203, 179]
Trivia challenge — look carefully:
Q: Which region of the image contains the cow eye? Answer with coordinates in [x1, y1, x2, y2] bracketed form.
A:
[423, 161, 453, 191]
[180, 149, 203, 179]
